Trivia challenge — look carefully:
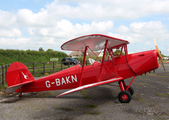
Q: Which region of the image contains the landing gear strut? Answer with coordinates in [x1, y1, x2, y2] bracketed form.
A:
[19, 88, 22, 97]
[118, 80, 135, 103]
[127, 86, 134, 96]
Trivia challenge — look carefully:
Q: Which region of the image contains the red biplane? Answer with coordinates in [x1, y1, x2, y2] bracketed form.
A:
[5, 34, 165, 103]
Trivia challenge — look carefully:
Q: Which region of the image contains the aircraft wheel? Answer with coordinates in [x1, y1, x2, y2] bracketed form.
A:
[127, 86, 134, 96]
[19, 93, 22, 97]
[118, 91, 131, 103]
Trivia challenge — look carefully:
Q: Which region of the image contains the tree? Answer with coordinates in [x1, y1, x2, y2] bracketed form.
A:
[46, 49, 54, 52]
[114, 49, 125, 57]
[39, 47, 44, 52]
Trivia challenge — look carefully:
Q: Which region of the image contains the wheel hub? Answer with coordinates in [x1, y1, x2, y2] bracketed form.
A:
[122, 94, 128, 101]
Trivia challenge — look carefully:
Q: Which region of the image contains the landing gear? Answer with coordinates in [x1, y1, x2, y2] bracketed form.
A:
[127, 86, 134, 96]
[118, 91, 131, 103]
[19, 92, 22, 97]
[118, 80, 135, 103]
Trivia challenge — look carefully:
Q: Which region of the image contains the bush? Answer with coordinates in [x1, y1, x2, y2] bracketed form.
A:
[0, 49, 68, 66]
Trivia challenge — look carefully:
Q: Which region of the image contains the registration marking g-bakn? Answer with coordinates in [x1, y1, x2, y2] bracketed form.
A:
[45, 74, 77, 88]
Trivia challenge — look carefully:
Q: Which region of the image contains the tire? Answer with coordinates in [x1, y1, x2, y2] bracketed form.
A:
[62, 61, 67, 65]
[127, 86, 134, 96]
[118, 91, 131, 103]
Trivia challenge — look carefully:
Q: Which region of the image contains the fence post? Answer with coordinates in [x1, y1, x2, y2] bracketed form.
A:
[2, 66, 4, 86]
[86, 60, 87, 66]
[68, 61, 70, 68]
[53, 62, 54, 72]
[61, 61, 63, 70]
[33, 63, 35, 75]
[5, 65, 7, 82]
[81, 60, 82, 66]
[5, 65, 7, 74]
[43, 63, 45, 75]
[0, 68, 1, 89]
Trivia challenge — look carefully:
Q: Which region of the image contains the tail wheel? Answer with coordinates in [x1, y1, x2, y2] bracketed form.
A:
[127, 86, 134, 96]
[118, 91, 131, 103]
[19, 92, 22, 97]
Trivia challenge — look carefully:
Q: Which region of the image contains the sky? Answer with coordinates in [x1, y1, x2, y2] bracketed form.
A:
[0, 0, 169, 55]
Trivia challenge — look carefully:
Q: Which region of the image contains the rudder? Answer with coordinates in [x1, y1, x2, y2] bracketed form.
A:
[5, 62, 35, 94]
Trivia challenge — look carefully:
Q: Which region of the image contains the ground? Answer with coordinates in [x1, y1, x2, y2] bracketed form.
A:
[0, 65, 169, 120]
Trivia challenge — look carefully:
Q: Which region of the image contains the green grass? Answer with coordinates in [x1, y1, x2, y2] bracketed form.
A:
[0, 81, 8, 96]
[161, 60, 169, 63]
[56, 107, 75, 112]
[83, 104, 98, 109]
[33, 91, 55, 97]
[84, 111, 102, 115]
[133, 94, 145, 102]
[80, 90, 89, 98]
[156, 93, 169, 97]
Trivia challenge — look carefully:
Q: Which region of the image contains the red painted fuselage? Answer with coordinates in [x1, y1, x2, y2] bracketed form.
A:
[20, 49, 159, 93]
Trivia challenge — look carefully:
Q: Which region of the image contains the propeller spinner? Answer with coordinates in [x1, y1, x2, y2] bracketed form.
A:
[154, 38, 165, 71]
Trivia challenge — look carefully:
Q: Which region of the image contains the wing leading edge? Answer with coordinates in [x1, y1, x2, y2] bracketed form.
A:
[56, 77, 123, 97]
[61, 34, 129, 51]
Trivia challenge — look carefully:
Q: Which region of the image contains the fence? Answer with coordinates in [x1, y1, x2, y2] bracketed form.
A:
[0, 64, 9, 86]
[0, 60, 89, 88]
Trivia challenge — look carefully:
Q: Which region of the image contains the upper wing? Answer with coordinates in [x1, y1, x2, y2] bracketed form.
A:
[61, 34, 129, 51]
[56, 77, 123, 97]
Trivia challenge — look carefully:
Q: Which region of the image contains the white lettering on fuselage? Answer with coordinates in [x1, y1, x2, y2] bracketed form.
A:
[55, 78, 60, 86]
[45, 75, 77, 88]
[45, 81, 51, 88]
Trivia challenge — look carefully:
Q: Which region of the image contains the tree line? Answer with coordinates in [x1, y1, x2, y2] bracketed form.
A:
[0, 48, 68, 66]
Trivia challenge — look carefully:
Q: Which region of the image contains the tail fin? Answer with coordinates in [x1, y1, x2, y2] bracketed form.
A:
[5, 62, 35, 94]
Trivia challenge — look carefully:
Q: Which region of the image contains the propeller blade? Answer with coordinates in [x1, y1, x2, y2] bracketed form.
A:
[154, 38, 165, 71]
[160, 57, 165, 71]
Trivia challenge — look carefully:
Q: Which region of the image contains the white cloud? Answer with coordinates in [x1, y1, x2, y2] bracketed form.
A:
[0, 37, 29, 49]
[0, 0, 169, 52]
[29, 20, 113, 39]
[0, 10, 21, 37]
[117, 25, 129, 33]
[0, 10, 16, 28]
[129, 21, 169, 41]
[45, 0, 169, 20]
[0, 20, 113, 50]
[17, 9, 50, 27]
[109, 21, 169, 44]
[39, 28, 49, 36]
[145, 41, 152, 45]
[0, 28, 22, 37]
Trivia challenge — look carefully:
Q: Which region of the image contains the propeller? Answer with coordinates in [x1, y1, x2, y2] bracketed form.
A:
[154, 38, 165, 71]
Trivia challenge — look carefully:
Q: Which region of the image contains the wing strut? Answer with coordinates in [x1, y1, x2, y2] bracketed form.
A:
[79, 46, 88, 86]
[98, 40, 108, 82]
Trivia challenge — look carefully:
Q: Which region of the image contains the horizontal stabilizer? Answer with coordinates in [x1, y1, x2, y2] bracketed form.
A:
[56, 77, 123, 97]
[5, 81, 33, 94]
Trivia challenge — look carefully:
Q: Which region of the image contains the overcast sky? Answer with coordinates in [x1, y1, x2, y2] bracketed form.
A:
[0, 0, 169, 55]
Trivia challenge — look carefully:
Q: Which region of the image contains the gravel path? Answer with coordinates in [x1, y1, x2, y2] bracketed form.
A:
[0, 65, 169, 120]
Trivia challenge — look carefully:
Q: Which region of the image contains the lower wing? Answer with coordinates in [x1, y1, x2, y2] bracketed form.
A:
[56, 77, 123, 97]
